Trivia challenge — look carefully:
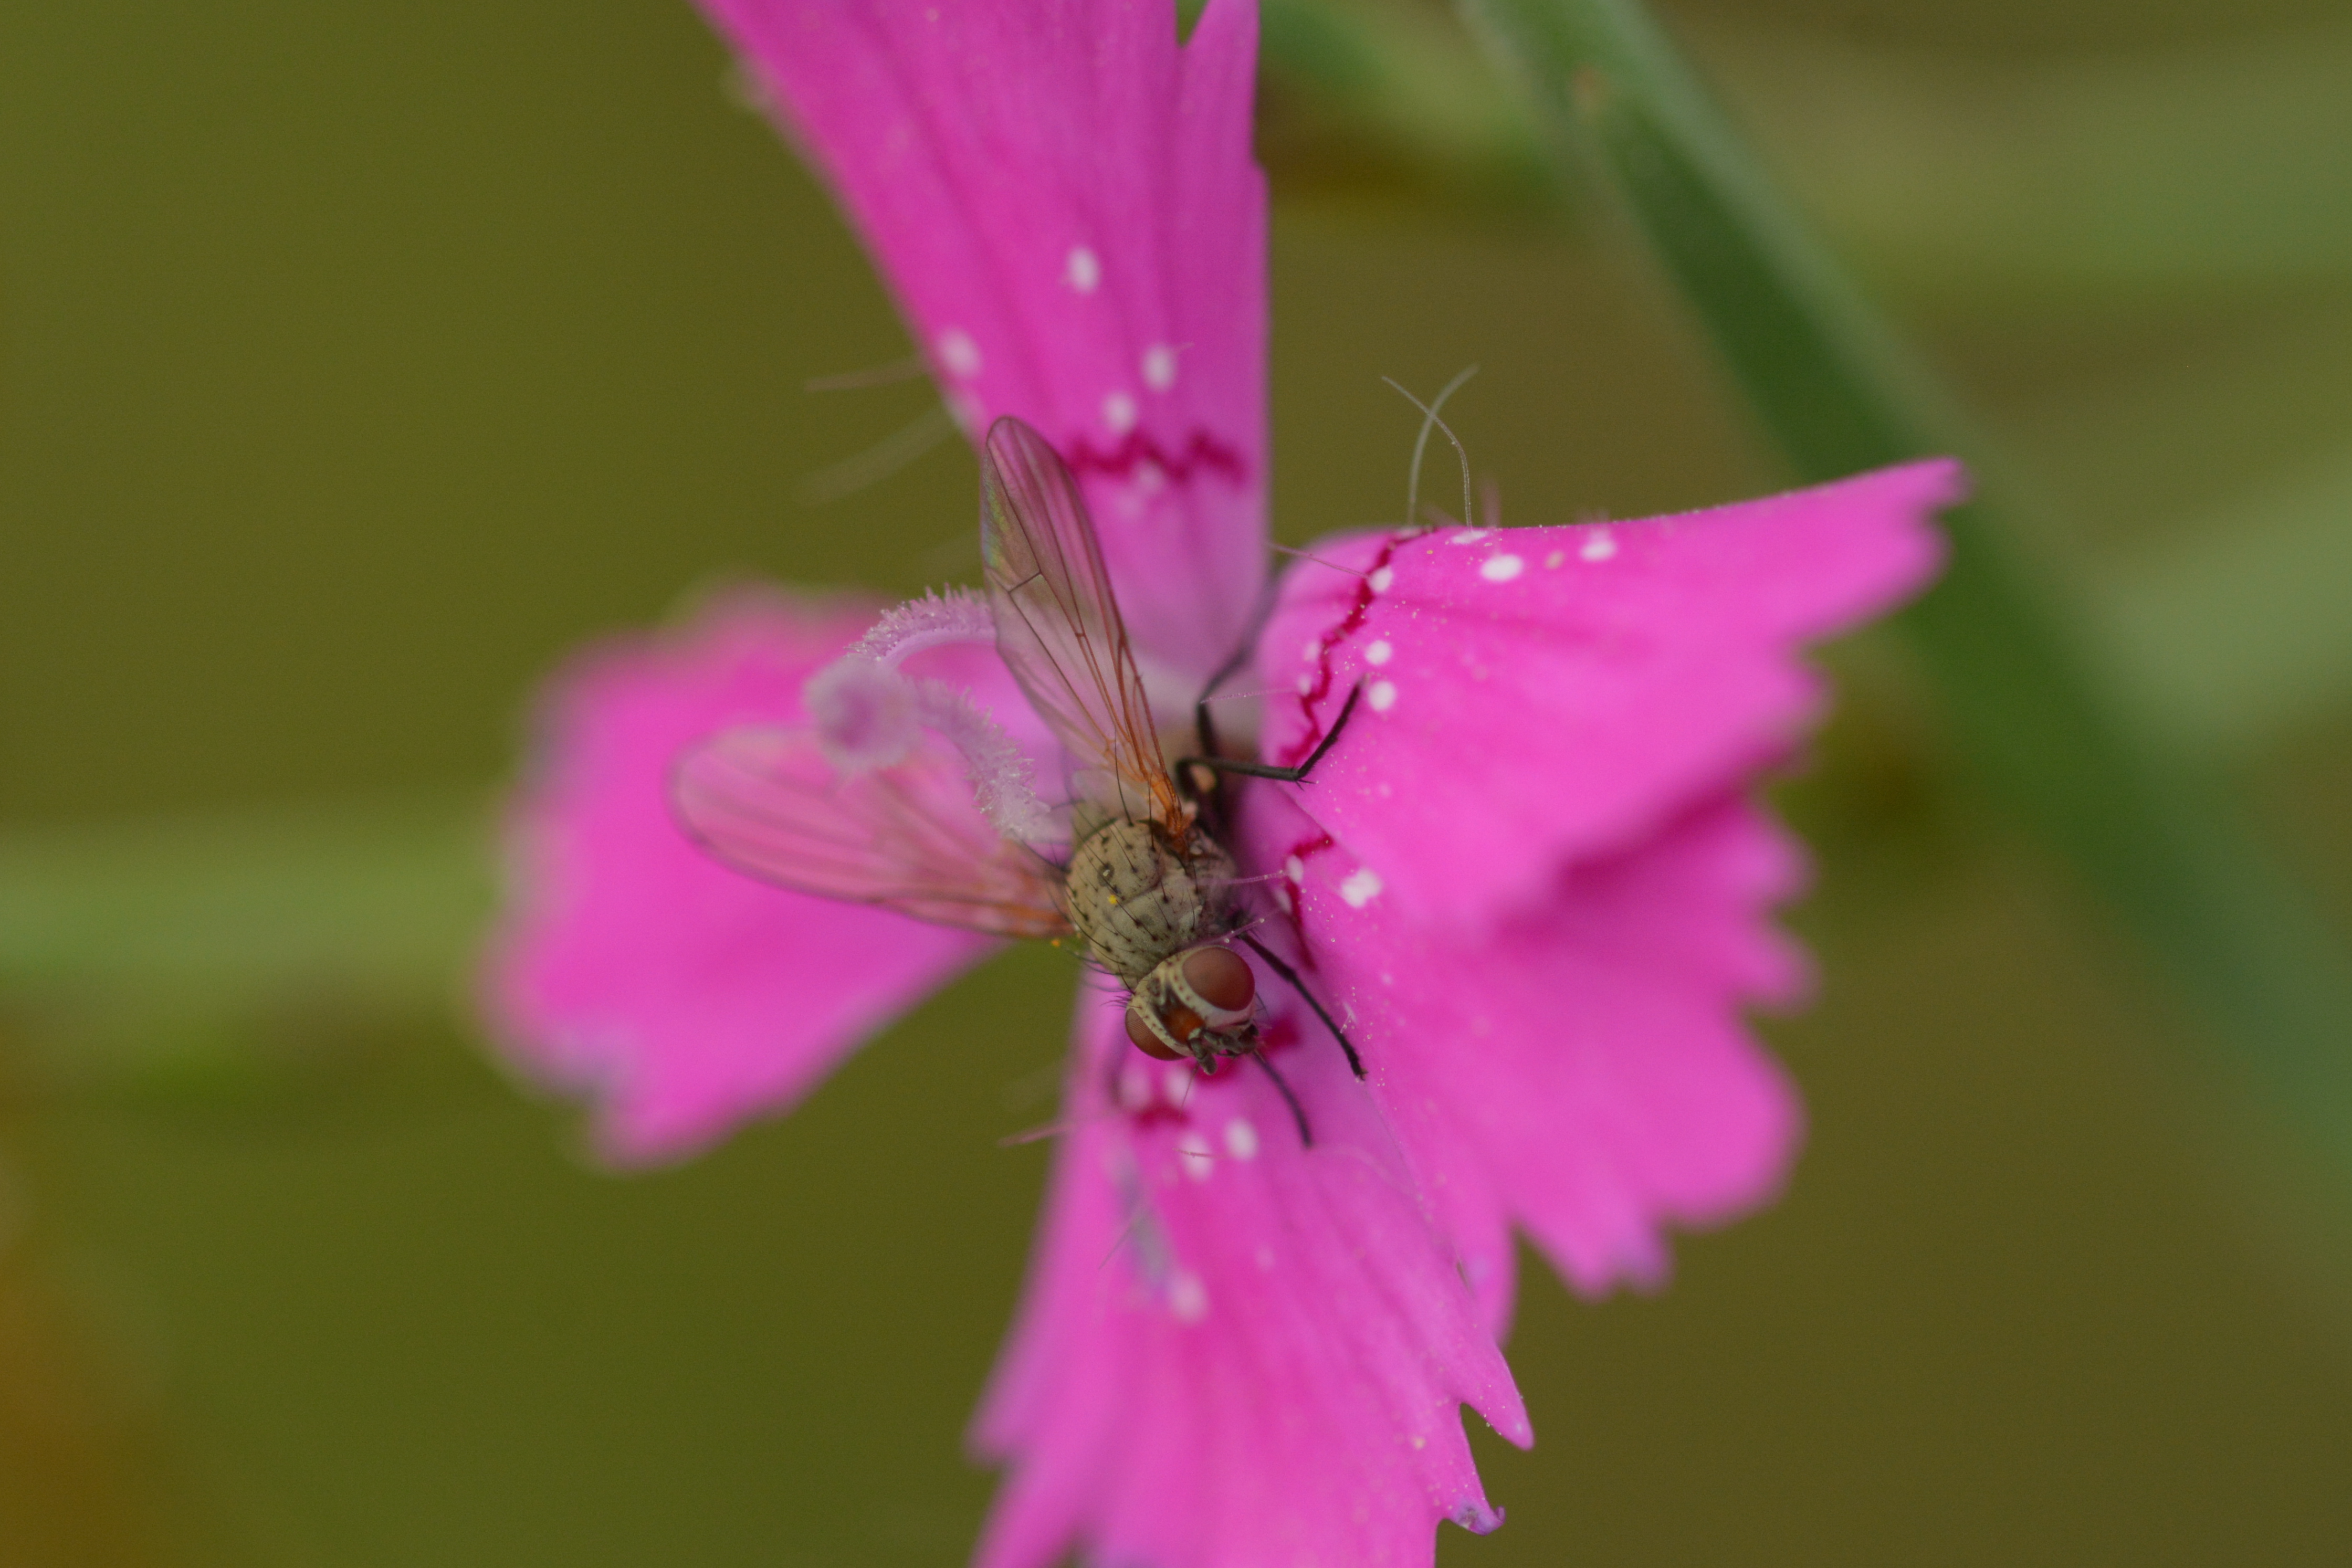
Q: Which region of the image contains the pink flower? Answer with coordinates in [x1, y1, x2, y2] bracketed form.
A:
[480, 2, 1962, 1564]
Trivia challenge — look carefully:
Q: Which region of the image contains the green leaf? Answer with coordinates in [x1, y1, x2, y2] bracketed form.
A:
[0, 797, 492, 1103]
[1455, 0, 2352, 1155]
[1254, 1, 2352, 304]
[2097, 448, 2352, 759]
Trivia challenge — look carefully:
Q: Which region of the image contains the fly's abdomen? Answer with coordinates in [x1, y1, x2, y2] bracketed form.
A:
[1065, 820, 1227, 987]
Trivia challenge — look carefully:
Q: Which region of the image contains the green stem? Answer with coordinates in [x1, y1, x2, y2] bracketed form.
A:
[1455, 0, 2352, 1149]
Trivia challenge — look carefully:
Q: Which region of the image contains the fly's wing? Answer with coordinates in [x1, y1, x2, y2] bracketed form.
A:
[979, 417, 1184, 830]
[673, 726, 1072, 939]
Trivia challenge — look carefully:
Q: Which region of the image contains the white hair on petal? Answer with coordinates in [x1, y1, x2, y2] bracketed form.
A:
[908, 678, 1061, 847]
[850, 588, 998, 669]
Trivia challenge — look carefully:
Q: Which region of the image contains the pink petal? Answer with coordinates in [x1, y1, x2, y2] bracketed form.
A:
[704, 0, 1269, 677]
[481, 590, 996, 1163]
[1242, 788, 1809, 1316]
[973, 995, 1530, 1568]
[1254, 460, 1963, 924]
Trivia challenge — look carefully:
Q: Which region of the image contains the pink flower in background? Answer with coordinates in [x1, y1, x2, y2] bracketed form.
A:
[481, 2, 1961, 1565]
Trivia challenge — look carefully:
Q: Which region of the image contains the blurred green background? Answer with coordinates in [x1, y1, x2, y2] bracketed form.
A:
[4, 0, 2351, 1562]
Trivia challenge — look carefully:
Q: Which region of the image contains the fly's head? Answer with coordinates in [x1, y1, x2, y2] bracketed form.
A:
[1123, 943, 1259, 1066]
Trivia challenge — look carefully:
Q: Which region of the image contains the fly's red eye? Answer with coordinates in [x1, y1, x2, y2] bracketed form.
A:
[1183, 946, 1255, 1014]
[1125, 1007, 1185, 1060]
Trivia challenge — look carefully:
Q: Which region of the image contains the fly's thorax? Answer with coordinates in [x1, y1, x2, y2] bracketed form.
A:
[1065, 819, 1236, 988]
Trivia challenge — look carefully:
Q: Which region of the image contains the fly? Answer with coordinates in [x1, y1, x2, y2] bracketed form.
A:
[669, 416, 1361, 1145]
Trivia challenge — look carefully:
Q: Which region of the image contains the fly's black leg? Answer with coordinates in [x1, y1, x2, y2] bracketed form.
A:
[1238, 932, 1365, 1079]
[1190, 620, 1265, 778]
[1182, 594, 1279, 837]
[1251, 1047, 1314, 1149]
[1178, 683, 1363, 786]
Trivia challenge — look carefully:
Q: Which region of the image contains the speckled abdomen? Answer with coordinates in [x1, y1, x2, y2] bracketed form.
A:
[1064, 819, 1234, 987]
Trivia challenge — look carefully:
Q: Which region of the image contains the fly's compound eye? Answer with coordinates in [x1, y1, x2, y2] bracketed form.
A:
[1124, 1003, 1188, 1060]
[1181, 946, 1255, 1014]
[1120, 945, 1259, 1061]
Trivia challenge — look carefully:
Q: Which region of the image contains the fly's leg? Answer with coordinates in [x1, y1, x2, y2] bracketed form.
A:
[1191, 573, 1295, 767]
[1250, 1047, 1314, 1149]
[1178, 683, 1363, 786]
[1189, 618, 1266, 778]
[1181, 601, 1278, 836]
[1238, 932, 1365, 1079]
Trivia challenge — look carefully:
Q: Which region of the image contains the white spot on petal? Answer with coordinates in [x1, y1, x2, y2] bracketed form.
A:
[1581, 529, 1617, 562]
[1448, 529, 1492, 545]
[1064, 245, 1101, 293]
[1481, 553, 1524, 582]
[1117, 1062, 1153, 1111]
[1177, 1129, 1214, 1179]
[1545, 550, 1565, 569]
[1141, 343, 1178, 391]
[1364, 639, 1393, 666]
[1284, 855, 1305, 885]
[1367, 680, 1397, 712]
[1224, 1118, 1259, 1160]
[1339, 866, 1384, 908]
[1102, 391, 1137, 434]
[1302, 638, 1323, 661]
[1297, 673, 1315, 694]
[1134, 459, 1166, 496]
[936, 327, 982, 380]
[1169, 1271, 1209, 1322]
[1368, 566, 1394, 594]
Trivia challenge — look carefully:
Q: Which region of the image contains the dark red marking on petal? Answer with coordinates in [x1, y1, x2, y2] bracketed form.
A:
[1256, 1014, 1302, 1056]
[1264, 830, 1339, 954]
[1276, 532, 1411, 768]
[1063, 429, 1249, 489]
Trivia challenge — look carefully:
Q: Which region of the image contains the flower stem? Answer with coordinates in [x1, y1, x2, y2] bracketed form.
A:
[1454, 0, 2352, 1156]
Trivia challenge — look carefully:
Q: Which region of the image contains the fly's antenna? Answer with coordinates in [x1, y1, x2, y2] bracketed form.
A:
[1383, 365, 1479, 533]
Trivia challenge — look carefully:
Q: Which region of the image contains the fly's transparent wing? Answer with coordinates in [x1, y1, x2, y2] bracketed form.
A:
[979, 417, 1184, 830]
[673, 726, 1072, 939]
